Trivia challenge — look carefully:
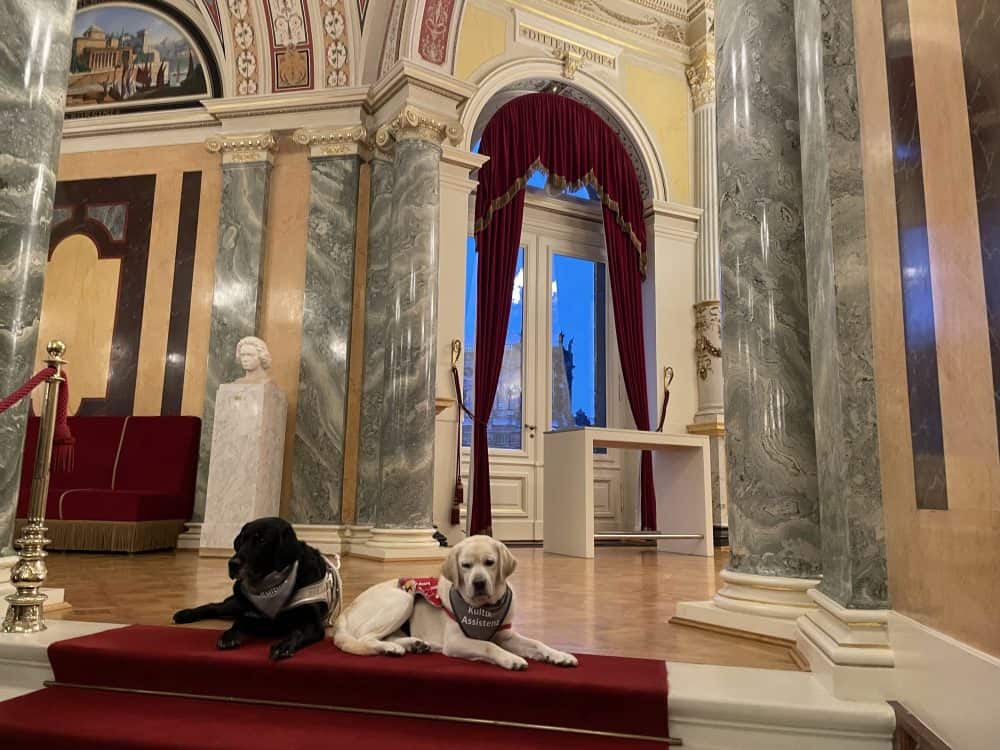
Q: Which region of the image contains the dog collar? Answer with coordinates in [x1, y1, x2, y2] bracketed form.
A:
[449, 586, 513, 641]
[241, 561, 298, 620]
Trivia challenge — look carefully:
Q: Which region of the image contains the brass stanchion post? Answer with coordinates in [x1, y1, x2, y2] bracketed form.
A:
[2, 341, 66, 633]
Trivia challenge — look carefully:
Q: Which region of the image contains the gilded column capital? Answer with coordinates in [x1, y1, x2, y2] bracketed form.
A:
[205, 132, 278, 164]
[375, 105, 463, 148]
[292, 125, 369, 159]
[686, 56, 716, 110]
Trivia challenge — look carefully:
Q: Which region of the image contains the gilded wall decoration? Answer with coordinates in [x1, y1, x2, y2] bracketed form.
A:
[694, 301, 721, 380]
[263, 0, 312, 90]
[321, 0, 351, 87]
[686, 56, 715, 108]
[418, 0, 456, 66]
[228, 0, 259, 94]
[552, 0, 686, 45]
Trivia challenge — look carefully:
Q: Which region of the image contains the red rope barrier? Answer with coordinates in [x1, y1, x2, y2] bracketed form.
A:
[0, 367, 74, 473]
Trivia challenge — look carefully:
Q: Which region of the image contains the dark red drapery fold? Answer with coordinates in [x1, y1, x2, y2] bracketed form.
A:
[471, 92, 657, 536]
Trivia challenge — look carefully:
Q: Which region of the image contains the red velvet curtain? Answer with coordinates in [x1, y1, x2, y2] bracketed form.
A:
[470, 92, 657, 536]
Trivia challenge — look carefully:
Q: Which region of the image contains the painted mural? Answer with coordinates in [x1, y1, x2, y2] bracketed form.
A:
[68, 3, 212, 112]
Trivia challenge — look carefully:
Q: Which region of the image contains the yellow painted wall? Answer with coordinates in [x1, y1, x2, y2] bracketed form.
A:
[33, 236, 120, 415]
[454, 3, 509, 82]
[621, 60, 691, 204]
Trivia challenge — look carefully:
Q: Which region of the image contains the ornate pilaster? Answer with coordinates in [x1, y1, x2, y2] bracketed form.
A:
[687, 10, 727, 534]
[353, 106, 459, 560]
[0, 0, 76, 554]
[287, 126, 366, 524]
[193, 132, 276, 521]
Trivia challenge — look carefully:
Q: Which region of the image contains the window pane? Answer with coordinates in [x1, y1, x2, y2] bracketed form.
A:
[462, 238, 525, 450]
[551, 254, 607, 432]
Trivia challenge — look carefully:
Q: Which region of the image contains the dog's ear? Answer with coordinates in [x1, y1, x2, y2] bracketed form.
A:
[233, 522, 249, 552]
[497, 539, 517, 580]
[274, 524, 299, 570]
[441, 544, 461, 585]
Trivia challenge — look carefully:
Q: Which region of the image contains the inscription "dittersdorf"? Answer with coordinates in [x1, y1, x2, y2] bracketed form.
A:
[519, 24, 617, 70]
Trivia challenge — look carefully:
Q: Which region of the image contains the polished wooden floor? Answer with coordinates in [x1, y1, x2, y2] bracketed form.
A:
[45, 545, 801, 671]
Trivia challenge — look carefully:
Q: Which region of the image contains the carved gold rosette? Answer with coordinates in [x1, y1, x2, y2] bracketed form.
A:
[695, 300, 722, 381]
[293, 125, 369, 158]
[375, 105, 463, 149]
[205, 132, 278, 164]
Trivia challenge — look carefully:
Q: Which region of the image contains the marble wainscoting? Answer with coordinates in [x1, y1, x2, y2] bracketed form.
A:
[193, 139, 275, 521]
[0, 0, 76, 553]
[355, 157, 395, 527]
[795, 0, 887, 609]
[289, 155, 360, 524]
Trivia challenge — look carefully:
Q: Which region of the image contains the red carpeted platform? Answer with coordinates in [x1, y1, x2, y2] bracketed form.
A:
[0, 686, 659, 749]
[0, 625, 672, 748]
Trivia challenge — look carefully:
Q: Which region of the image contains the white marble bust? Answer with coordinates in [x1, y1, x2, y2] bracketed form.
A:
[233, 336, 274, 385]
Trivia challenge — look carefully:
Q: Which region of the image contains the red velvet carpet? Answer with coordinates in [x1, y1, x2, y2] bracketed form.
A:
[0, 625, 671, 748]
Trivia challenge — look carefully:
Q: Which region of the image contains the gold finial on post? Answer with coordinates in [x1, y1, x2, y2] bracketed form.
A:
[2, 341, 67, 633]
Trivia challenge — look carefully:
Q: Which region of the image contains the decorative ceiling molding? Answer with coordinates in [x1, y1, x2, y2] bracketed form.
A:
[319, 0, 351, 87]
[262, 0, 314, 91]
[544, 0, 686, 46]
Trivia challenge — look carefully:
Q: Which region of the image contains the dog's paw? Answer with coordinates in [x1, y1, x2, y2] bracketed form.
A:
[269, 640, 297, 661]
[216, 632, 242, 650]
[409, 639, 431, 654]
[547, 650, 578, 667]
[376, 642, 406, 657]
[173, 609, 197, 624]
[499, 653, 529, 671]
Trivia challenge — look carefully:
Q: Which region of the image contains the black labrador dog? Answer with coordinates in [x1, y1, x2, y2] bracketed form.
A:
[173, 517, 340, 660]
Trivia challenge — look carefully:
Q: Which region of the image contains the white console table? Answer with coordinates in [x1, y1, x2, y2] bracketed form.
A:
[542, 427, 713, 559]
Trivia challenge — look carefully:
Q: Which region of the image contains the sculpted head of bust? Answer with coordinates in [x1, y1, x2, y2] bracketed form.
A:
[234, 336, 273, 384]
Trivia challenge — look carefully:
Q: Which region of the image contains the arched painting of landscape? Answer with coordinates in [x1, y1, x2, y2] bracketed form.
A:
[68, 3, 213, 113]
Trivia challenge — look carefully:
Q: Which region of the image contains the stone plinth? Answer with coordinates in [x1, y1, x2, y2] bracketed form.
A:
[200, 383, 287, 556]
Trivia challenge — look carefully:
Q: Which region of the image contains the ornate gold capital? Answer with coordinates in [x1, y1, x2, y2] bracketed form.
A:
[376, 105, 463, 147]
[205, 132, 278, 164]
[292, 125, 369, 158]
[686, 56, 716, 109]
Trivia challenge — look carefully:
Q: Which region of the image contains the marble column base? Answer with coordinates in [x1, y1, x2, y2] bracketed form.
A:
[674, 570, 820, 642]
[796, 589, 894, 701]
[350, 528, 447, 561]
[291, 524, 348, 555]
[200, 383, 287, 557]
[0, 555, 67, 617]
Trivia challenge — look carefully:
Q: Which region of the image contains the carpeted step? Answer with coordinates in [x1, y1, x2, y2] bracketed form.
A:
[0, 686, 664, 749]
[46, 625, 669, 740]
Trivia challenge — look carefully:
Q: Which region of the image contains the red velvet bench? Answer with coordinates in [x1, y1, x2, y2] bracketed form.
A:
[16, 416, 201, 553]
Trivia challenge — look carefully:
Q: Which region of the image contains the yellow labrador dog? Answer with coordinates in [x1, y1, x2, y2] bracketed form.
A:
[333, 535, 578, 671]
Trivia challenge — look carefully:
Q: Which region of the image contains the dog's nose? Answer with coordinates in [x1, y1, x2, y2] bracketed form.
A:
[473, 578, 487, 592]
[228, 557, 241, 579]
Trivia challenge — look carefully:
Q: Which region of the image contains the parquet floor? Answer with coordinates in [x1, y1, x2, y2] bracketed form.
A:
[45, 545, 801, 671]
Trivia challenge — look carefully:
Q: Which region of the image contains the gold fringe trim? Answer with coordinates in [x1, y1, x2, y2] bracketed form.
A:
[15, 519, 185, 553]
[474, 160, 648, 276]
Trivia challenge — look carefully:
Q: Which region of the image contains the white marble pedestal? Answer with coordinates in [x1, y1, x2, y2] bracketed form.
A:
[200, 383, 287, 557]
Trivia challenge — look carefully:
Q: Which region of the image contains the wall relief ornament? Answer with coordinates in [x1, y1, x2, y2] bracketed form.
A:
[553, 48, 584, 80]
[549, 0, 685, 45]
[694, 301, 721, 381]
[418, 0, 456, 66]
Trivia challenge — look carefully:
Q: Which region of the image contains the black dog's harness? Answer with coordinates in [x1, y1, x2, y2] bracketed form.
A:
[242, 557, 342, 624]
